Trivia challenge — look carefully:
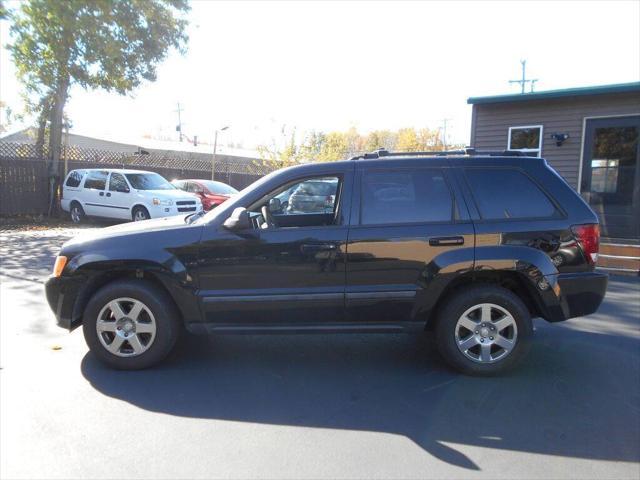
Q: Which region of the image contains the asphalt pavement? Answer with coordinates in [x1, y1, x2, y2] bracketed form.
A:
[1, 227, 639, 479]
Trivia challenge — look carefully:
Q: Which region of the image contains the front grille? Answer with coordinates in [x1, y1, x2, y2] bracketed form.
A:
[178, 207, 196, 212]
[177, 200, 196, 206]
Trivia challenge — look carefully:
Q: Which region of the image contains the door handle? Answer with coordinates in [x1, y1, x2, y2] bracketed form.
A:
[429, 236, 464, 246]
[106, 192, 111, 197]
[99, 192, 104, 196]
[301, 243, 337, 254]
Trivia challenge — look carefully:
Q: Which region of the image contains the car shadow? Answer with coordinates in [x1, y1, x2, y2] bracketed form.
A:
[81, 314, 640, 471]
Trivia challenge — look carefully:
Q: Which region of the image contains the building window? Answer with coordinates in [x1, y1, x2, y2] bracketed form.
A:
[508, 125, 543, 157]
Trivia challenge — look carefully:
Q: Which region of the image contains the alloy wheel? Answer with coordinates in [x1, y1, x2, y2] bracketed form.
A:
[71, 206, 81, 223]
[96, 297, 157, 357]
[454, 303, 518, 363]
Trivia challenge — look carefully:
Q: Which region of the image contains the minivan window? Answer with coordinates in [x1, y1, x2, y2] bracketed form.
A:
[465, 168, 558, 220]
[65, 170, 84, 188]
[109, 173, 130, 193]
[125, 173, 174, 191]
[361, 169, 453, 225]
[83, 171, 108, 190]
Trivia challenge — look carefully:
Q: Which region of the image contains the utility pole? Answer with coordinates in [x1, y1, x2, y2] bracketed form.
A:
[212, 126, 229, 181]
[509, 60, 538, 94]
[174, 103, 183, 141]
[440, 118, 452, 150]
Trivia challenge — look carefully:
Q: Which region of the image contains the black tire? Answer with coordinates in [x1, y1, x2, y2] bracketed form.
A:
[434, 285, 533, 376]
[132, 205, 150, 222]
[69, 202, 85, 224]
[82, 279, 181, 370]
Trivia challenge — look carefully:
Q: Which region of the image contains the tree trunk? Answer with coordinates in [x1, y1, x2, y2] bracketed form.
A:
[47, 77, 69, 217]
[35, 97, 50, 161]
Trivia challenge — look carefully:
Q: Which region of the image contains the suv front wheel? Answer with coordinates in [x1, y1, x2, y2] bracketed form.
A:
[435, 285, 533, 376]
[82, 279, 180, 369]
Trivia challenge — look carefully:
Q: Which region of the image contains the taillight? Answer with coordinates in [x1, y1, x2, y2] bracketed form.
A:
[571, 223, 600, 265]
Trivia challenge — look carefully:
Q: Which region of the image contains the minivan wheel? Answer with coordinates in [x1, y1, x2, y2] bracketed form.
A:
[435, 285, 533, 376]
[70, 203, 85, 224]
[82, 279, 180, 370]
[132, 206, 150, 222]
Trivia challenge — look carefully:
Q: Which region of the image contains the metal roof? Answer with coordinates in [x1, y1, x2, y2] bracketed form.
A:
[467, 82, 640, 105]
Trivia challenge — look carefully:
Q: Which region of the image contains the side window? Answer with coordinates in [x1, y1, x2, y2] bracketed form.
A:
[465, 168, 559, 220]
[253, 176, 341, 228]
[508, 125, 543, 157]
[65, 170, 84, 188]
[361, 169, 453, 225]
[109, 173, 130, 193]
[173, 180, 185, 190]
[83, 170, 108, 190]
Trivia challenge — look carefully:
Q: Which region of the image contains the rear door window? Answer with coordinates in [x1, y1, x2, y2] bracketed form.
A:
[360, 169, 454, 225]
[83, 170, 108, 190]
[65, 170, 84, 188]
[464, 168, 559, 220]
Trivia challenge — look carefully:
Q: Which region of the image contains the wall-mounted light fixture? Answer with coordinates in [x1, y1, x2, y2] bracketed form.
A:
[550, 133, 570, 146]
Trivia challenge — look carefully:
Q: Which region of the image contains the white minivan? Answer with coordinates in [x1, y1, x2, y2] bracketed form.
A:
[61, 169, 203, 223]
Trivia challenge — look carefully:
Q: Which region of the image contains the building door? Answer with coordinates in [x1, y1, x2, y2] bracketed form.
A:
[581, 116, 640, 242]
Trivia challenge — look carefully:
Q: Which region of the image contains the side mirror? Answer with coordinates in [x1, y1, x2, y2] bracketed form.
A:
[269, 197, 281, 213]
[223, 207, 252, 231]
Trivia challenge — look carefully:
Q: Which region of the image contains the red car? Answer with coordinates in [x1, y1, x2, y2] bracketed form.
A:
[172, 179, 238, 211]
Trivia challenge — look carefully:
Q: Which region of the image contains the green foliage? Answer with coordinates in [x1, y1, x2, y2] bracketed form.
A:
[10, 0, 190, 98]
[259, 126, 457, 167]
[0, 0, 7, 20]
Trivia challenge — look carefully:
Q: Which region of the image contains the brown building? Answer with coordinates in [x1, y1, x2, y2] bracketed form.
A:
[467, 82, 640, 272]
[468, 82, 640, 273]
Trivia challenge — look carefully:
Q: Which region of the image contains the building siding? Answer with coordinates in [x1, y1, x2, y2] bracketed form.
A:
[471, 91, 640, 188]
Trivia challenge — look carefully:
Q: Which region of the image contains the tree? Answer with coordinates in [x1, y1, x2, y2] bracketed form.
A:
[0, 1, 8, 19]
[9, 0, 190, 214]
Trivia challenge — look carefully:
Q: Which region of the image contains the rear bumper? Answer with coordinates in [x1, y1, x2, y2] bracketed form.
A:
[45, 275, 86, 330]
[541, 271, 608, 322]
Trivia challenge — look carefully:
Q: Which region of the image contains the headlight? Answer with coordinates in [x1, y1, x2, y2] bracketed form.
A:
[153, 198, 173, 206]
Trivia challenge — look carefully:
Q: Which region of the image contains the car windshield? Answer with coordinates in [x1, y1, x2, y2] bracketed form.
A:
[125, 173, 175, 191]
[199, 180, 238, 195]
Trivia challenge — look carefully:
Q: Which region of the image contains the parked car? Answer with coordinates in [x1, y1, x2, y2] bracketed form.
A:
[286, 178, 338, 214]
[171, 179, 238, 211]
[61, 169, 202, 223]
[46, 150, 607, 374]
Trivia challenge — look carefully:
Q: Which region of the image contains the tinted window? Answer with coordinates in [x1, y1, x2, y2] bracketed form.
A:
[65, 170, 84, 188]
[125, 173, 174, 190]
[109, 173, 130, 192]
[361, 169, 453, 225]
[465, 168, 558, 219]
[84, 171, 108, 190]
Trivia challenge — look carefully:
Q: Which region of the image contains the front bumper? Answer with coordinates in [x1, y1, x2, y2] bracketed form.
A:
[541, 271, 608, 322]
[45, 275, 86, 330]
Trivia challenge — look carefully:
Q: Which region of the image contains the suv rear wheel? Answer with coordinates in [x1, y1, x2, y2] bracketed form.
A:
[82, 279, 180, 369]
[435, 285, 533, 376]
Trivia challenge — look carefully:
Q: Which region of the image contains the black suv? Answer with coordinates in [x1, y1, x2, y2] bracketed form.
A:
[45, 150, 608, 375]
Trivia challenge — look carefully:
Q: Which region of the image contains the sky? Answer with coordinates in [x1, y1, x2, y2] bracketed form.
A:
[1, 0, 639, 152]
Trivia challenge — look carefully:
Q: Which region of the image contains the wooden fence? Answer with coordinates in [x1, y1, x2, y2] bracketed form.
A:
[0, 142, 271, 216]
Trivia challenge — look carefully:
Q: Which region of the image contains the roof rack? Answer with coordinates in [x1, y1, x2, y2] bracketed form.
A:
[349, 148, 527, 160]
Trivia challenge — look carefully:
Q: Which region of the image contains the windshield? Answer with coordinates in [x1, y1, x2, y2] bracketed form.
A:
[125, 173, 175, 191]
[200, 180, 238, 195]
[195, 168, 284, 224]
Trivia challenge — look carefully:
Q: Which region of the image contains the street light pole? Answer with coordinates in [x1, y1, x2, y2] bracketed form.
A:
[212, 126, 229, 181]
